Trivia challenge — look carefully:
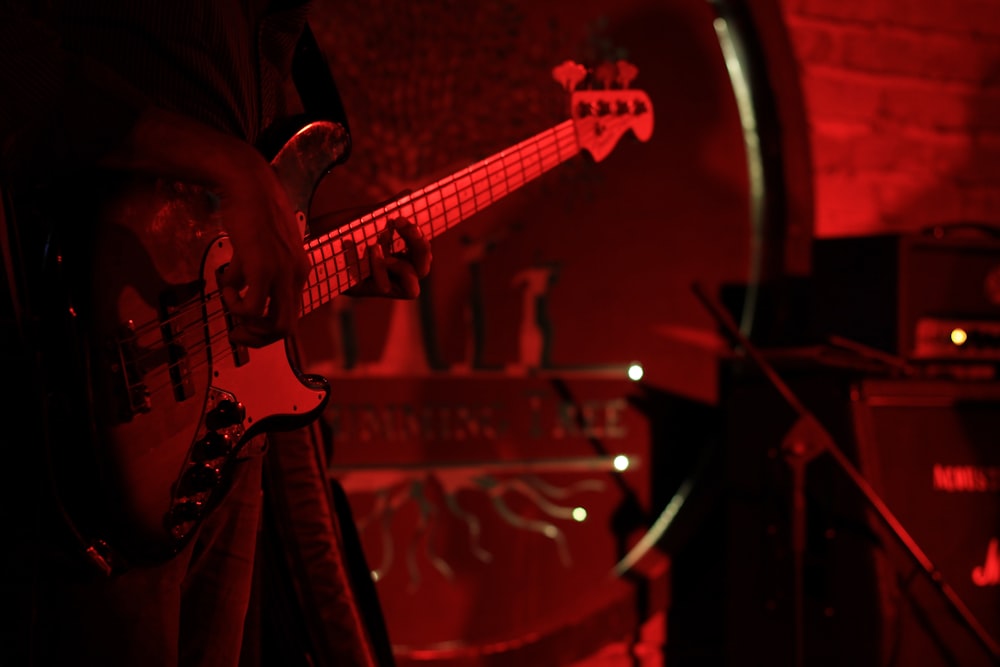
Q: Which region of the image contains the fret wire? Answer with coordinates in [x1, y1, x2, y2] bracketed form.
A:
[536, 132, 552, 168]
[464, 166, 479, 215]
[480, 164, 491, 204]
[510, 147, 525, 190]
[473, 165, 490, 211]
[450, 170, 465, 221]
[455, 169, 468, 222]
[328, 237, 346, 297]
[486, 156, 506, 200]
[533, 131, 546, 180]
[353, 223, 373, 260]
[417, 120, 577, 233]
[546, 133, 565, 167]
[520, 137, 536, 180]
[297, 120, 582, 315]
[517, 134, 529, 193]
[534, 133, 556, 174]
[320, 237, 334, 306]
[432, 185, 446, 235]
[494, 155, 509, 199]
[302, 244, 323, 314]
[544, 130, 561, 169]
[311, 245, 324, 303]
[365, 213, 381, 246]
[397, 198, 416, 223]
[334, 238, 350, 295]
[336, 236, 356, 294]
[424, 185, 441, 237]
[557, 124, 577, 158]
[483, 159, 497, 203]
[530, 139, 542, 180]
[473, 169, 493, 208]
[441, 177, 462, 229]
[501, 148, 514, 199]
[335, 261, 348, 295]
[306, 264, 318, 315]
[414, 186, 432, 240]
[303, 241, 320, 315]
[529, 135, 545, 178]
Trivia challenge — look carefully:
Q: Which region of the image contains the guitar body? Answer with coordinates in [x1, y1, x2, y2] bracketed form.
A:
[31, 121, 349, 567]
[11, 71, 653, 570]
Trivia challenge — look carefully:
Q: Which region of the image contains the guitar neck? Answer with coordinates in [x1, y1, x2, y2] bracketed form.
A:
[300, 118, 580, 316]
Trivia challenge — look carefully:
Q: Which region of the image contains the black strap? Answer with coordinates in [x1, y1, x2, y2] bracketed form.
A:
[0, 187, 26, 348]
[292, 22, 351, 137]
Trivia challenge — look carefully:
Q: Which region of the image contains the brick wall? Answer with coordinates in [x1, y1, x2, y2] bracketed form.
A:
[778, 0, 1000, 236]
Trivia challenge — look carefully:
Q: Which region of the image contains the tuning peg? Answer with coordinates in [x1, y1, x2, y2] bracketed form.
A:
[594, 61, 618, 89]
[616, 61, 639, 89]
[552, 60, 587, 92]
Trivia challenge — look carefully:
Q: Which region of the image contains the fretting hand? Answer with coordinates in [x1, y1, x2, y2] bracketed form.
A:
[343, 218, 432, 299]
[214, 155, 311, 348]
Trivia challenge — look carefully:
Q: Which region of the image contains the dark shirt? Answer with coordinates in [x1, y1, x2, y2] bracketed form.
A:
[0, 0, 311, 173]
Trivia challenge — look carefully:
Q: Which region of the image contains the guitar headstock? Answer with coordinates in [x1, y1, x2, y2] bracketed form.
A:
[553, 60, 654, 162]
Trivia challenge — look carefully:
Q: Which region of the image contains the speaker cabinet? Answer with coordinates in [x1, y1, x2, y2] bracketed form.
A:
[812, 233, 1000, 360]
[666, 364, 884, 667]
[851, 379, 1000, 667]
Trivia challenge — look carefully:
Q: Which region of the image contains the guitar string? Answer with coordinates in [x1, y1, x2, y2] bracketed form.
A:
[117, 125, 581, 401]
[126, 126, 572, 360]
[120, 124, 579, 401]
[124, 128, 581, 403]
[121, 122, 577, 346]
[121, 123, 578, 347]
[299, 120, 579, 319]
[297, 120, 578, 317]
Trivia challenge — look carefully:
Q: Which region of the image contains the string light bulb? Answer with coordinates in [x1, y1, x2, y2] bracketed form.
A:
[627, 363, 644, 381]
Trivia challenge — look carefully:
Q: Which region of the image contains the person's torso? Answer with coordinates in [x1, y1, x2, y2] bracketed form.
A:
[50, 0, 311, 142]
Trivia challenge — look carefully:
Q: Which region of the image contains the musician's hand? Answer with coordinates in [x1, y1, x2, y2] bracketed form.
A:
[345, 218, 432, 299]
[214, 155, 312, 347]
[98, 106, 312, 347]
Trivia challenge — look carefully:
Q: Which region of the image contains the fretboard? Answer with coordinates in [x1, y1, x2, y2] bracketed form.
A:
[300, 118, 580, 316]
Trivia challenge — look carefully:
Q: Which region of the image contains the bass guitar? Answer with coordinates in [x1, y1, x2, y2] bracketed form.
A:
[29, 61, 653, 569]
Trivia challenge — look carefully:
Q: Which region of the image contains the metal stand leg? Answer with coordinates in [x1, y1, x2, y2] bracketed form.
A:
[692, 282, 1000, 666]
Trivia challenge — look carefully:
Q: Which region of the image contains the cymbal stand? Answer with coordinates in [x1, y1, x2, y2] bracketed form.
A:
[691, 282, 1000, 667]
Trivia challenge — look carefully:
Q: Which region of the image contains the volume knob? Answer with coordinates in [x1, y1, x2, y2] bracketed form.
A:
[179, 463, 222, 495]
[205, 399, 245, 431]
[194, 431, 232, 460]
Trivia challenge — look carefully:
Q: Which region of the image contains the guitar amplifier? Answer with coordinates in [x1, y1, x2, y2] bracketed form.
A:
[851, 378, 1000, 667]
[811, 230, 1000, 363]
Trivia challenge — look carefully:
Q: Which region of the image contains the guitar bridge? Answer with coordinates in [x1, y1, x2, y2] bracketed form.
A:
[110, 320, 151, 420]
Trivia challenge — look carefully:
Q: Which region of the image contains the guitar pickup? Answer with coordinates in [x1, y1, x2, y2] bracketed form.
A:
[160, 283, 200, 402]
[215, 263, 250, 368]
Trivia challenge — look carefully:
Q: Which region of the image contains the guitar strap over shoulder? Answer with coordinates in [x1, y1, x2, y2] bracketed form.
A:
[292, 22, 351, 139]
[0, 187, 24, 347]
[258, 25, 396, 666]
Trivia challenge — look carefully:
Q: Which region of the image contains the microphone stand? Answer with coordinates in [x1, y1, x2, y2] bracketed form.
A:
[691, 282, 1000, 667]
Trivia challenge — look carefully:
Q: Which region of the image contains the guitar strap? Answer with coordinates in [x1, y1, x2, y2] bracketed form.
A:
[260, 22, 396, 667]
[0, 19, 357, 578]
[292, 21, 351, 139]
[0, 187, 25, 351]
